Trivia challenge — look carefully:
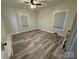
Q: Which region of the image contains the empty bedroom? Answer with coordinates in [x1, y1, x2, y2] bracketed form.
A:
[1, 0, 77, 59]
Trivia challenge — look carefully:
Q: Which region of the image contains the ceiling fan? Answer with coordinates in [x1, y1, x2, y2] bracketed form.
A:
[24, 0, 47, 8]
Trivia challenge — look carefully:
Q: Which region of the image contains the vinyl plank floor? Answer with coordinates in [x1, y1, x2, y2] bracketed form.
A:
[11, 29, 64, 59]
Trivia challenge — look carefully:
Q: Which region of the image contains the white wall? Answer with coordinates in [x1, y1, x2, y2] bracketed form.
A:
[1, 6, 37, 34]
[37, 0, 76, 36]
[7, 8, 19, 33]
[1, 17, 8, 42]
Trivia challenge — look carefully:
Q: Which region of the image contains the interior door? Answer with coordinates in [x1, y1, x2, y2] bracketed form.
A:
[1, 18, 9, 59]
[65, 15, 77, 59]
[1, 17, 13, 59]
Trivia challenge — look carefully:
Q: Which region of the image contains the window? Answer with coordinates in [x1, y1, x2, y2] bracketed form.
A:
[53, 10, 68, 31]
[20, 14, 29, 28]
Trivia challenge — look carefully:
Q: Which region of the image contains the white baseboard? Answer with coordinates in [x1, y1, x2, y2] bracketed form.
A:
[10, 28, 37, 35]
[39, 28, 53, 33]
[38, 27, 65, 37]
[10, 27, 65, 37]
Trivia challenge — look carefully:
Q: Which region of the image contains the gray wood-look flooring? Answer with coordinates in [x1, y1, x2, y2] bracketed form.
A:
[11, 29, 65, 59]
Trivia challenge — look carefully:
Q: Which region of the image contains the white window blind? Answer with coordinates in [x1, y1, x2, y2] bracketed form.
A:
[53, 10, 68, 31]
[21, 15, 29, 27]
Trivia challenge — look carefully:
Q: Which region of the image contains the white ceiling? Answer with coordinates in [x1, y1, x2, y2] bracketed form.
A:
[1, 0, 69, 11]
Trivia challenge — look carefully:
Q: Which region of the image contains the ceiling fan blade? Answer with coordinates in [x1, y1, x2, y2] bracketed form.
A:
[38, 1, 47, 3]
[25, 4, 30, 7]
[30, 0, 34, 4]
[35, 3, 41, 5]
[24, 1, 29, 4]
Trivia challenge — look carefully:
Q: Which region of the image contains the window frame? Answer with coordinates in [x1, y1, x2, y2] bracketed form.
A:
[19, 13, 29, 29]
[52, 9, 69, 31]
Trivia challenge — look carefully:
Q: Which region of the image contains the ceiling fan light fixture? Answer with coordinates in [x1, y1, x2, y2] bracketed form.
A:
[30, 5, 36, 9]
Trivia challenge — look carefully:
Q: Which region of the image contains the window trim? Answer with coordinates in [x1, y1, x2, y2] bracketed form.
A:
[52, 9, 69, 31]
[19, 13, 29, 29]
